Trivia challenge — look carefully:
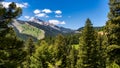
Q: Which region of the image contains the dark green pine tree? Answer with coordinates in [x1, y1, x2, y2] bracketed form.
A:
[105, 0, 120, 66]
[23, 38, 36, 68]
[0, 1, 26, 68]
[106, 0, 120, 45]
[26, 38, 35, 56]
[54, 34, 69, 68]
[0, 2, 22, 30]
[77, 18, 101, 68]
[96, 34, 108, 68]
[67, 46, 78, 68]
[30, 40, 50, 68]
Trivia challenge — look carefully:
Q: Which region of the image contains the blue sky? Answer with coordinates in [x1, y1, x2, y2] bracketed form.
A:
[5, 0, 109, 29]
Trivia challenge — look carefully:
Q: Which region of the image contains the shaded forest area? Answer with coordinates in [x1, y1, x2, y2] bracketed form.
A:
[0, 0, 120, 68]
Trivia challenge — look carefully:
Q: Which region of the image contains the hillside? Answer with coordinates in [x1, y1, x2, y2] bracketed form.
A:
[77, 26, 104, 31]
[11, 18, 74, 41]
[11, 19, 45, 41]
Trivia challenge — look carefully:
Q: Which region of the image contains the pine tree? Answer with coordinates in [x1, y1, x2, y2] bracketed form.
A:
[96, 34, 108, 68]
[0, 2, 22, 30]
[67, 46, 78, 68]
[77, 18, 101, 68]
[105, 0, 120, 66]
[25, 38, 35, 56]
[0, 28, 26, 68]
[106, 0, 120, 45]
[54, 34, 69, 68]
[31, 40, 50, 68]
[0, 1, 26, 68]
[23, 38, 36, 68]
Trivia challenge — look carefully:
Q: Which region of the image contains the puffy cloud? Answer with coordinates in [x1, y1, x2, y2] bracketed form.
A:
[33, 9, 63, 18]
[16, 2, 28, 8]
[1, 2, 11, 8]
[42, 9, 52, 13]
[24, 16, 30, 19]
[2, 2, 29, 8]
[28, 17, 35, 21]
[34, 9, 41, 14]
[55, 10, 62, 14]
[45, 15, 49, 18]
[33, 9, 62, 18]
[33, 9, 51, 18]
[49, 20, 65, 25]
[23, 3, 28, 6]
[55, 15, 62, 18]
[35, 13, 48, 17]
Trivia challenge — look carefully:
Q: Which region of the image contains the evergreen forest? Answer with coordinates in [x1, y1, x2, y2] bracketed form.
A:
[0, 0, 120, 68]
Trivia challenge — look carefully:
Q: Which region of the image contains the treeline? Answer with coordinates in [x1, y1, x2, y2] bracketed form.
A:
[0, 0, 120, 68]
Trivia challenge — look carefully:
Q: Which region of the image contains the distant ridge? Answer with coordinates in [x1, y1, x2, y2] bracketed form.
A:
[11, 18, 74, 41]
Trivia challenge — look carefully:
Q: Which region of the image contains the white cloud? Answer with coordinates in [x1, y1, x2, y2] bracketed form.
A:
[33, 9, 63, 18]
[24, 16, 30, 19]
[34, 9, 41, 14]
[35, 13, 48, 17]
[28, 17, 35, 21]
[49, 20, 65, 25]
[42, 9, 52, 13]
[1, 2, 11, 8]
[23, 3, 28, 6]
[16, 2, 28, 8]
[55, 15, 62, 18]
[2, 2, 29, 8]
[33, 9, 51, 18]
[46, 16, 49, 18]
[55, 10, 62, 14]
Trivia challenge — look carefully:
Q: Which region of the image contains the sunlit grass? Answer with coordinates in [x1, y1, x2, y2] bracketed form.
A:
[21, 24, 44, 39]
[72, 44, 79, 50]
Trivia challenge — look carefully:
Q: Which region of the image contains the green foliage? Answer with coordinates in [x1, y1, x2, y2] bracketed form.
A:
[65, 33, 80, 45]
[106, 18, 120, 45]
[72, 44, 79, 50]
[31, 40, 50, 68]
[21, 24, 44, 39]
[96, 34, 108, 68]
[25, 38, 35, 56]
[0, 1, 26, 68]
[43, 36, 55, 45]
[78, 26, 104, 32]
[106, 0, 120, 45]
[107, 62, 120, 68]
[67, 46, 78, 68]
[22, 38, 36, 68]
[105, 0, 120, 66]
[0, 0, 120, 68]
[0, 28, 26, 68]
[0, 2, 22, 29]
[77, 18, 105, 68]
[54, 34, 69, 68]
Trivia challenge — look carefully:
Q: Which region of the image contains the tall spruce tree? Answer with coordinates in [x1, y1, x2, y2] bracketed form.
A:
[54, 34, 68, 68]
[0, 1, 26, 68]
[77, 18, 101, 68]
[22, 38, 36, 68]
[67, 46, 78, 68]
[105, 0, 120, 66]
[31, 40, 50, 68]
[96, 34, 108, 68]
[106, 0, 120, 45]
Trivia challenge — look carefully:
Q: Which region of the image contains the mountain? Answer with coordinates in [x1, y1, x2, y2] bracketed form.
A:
[77, 27, 103, 31]
[11, 18, 74, 41]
